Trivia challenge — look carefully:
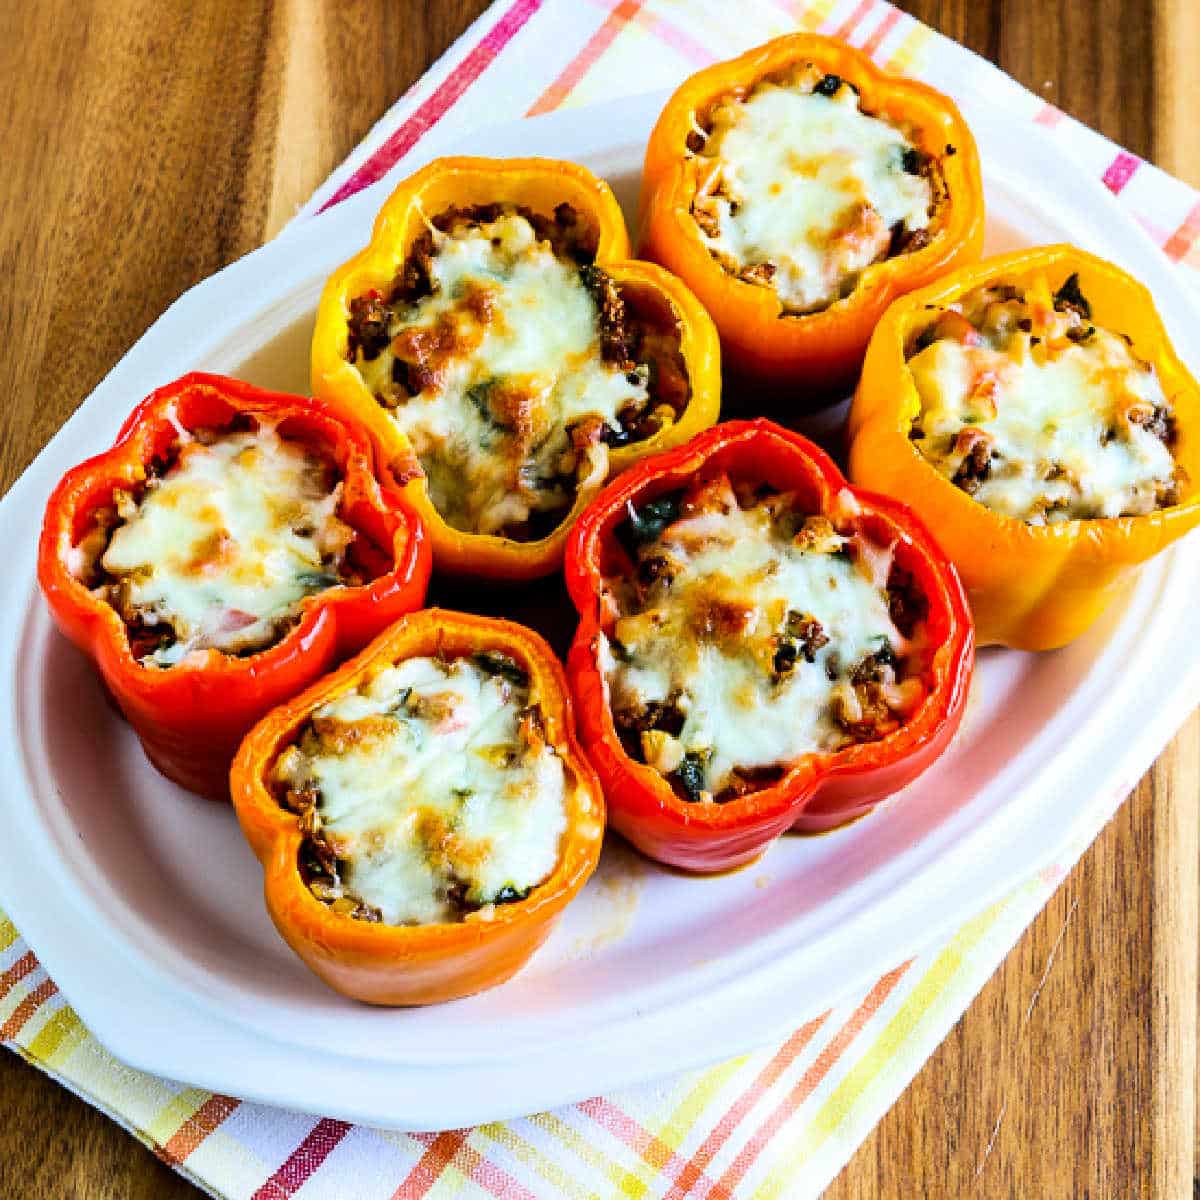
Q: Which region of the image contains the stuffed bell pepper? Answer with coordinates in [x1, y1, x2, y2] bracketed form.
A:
[37, 372, 431, 799]
[231, 609, 604, 1005]
[311, 155, 721, 581]
[848, 245, 1200, 649]
[639, 33, 984, 399]
[565, 419, 974, 873]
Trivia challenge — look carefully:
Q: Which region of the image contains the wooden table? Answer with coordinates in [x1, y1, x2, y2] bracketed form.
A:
[1, 2, 1196, 1195]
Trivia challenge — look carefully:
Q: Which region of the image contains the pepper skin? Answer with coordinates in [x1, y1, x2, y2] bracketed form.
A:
[37, 372, 431, 800]
[848, 245, 1200, 650]
[231, 609, 605, 1006]
[639, 33, 984, 401]
[564, 419, 974, 873]
[311, 155, 721, 581]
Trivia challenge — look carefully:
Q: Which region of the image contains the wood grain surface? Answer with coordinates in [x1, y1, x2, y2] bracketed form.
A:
[0, 2, 1196, 1197]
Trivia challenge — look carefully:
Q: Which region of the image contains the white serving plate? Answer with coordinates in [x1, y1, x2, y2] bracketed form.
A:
[2, 92, 1198, 1132]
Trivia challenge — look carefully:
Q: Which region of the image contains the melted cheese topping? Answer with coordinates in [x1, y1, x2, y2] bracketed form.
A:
[274, 655, 568, 926]
[99, 422, 353, 665]
[909, 280, 1181, 523]
[602, 479, 915, 799]
[355, 212, 651, 536]
[692, 73, 933, 312]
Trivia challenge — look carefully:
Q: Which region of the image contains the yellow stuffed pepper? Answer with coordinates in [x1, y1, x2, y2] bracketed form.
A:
[848, 244, 1200, 649]
[312, 156, 721, 581]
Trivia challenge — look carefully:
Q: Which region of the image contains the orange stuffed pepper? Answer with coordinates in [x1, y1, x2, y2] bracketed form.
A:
[311, 156, 721, 581]
[231, 610, 604, 1005]
[639, 33, 984, 400]
[848, 245, 1200, 649]
[37, 373, 431, 799]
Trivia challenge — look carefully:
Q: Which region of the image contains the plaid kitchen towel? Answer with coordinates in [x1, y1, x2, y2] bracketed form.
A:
[6, 2, 1200, 1196]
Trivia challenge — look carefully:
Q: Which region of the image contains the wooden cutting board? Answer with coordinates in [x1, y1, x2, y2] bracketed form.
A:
[0, 2, 1196, 1195]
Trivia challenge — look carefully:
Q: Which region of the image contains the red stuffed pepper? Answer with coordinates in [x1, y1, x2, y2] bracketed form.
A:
[38, 372, 431, 800]
[565, 419, 973, 872]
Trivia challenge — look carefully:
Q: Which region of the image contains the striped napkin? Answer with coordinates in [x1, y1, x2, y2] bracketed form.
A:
[6, 2, 1200, 1196]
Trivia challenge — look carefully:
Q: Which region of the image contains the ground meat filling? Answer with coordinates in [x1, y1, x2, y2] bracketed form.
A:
[71, 415, 368, 666]
[600, 473, 928, 804]
[346, 203, 691, 540]
[686, 64, 945, 314]
[272, 652, 568, 926]
[907, 274, 1185, 524]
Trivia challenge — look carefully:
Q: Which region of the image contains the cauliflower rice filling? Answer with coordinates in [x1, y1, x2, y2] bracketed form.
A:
[347, 204, 689, 540]
[908, 273, 1184, 524]
[688, 64, 939, 313]
[75, 417, 360, 666]
[274, 652, 568, 926]
[600, 472, 928, 803]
